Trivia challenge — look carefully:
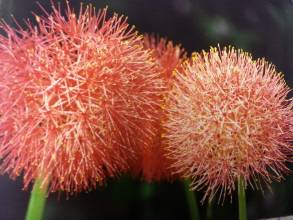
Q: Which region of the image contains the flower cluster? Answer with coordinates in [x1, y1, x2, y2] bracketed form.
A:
[0, 3, 162, 193]
[129, 34, 186, 182]
[164, 47, 293, 201]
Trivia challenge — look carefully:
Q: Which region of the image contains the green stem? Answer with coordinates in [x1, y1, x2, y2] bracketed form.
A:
[238, 177, 247, 220]
[206, 200, 213, 220]
[25, 178, 47, 220]
[183, 179, 200, 220]
[140, 181, 155, 200]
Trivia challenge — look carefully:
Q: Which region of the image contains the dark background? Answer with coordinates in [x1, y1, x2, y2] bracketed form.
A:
[0, 0, 293, 219]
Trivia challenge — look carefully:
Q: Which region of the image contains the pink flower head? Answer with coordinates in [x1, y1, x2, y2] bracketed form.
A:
[165, 47, 293, 201]
[0, 3, 162, 193]
[129, 35, 186, 182]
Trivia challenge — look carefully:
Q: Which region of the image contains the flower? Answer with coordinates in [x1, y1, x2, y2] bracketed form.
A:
[129, 35, 186, 182]
[0, 3, 162, 193]
[164, 47, 293, 201]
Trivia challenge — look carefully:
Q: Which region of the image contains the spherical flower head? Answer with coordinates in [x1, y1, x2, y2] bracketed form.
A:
[165, 46, 293, 201]
[0, 3, 162, 193]
[129, 35, 186, 182]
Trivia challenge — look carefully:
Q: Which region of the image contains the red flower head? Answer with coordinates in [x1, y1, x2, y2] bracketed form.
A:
[0, 3, 162, 193]
[129, 35, 186, 182]
[165, 47, 293, 201]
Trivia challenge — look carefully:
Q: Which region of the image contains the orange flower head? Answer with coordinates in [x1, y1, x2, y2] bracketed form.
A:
[0, 3, 162, 193]
[129, 35, 186, 182]
[165, 47, 293, 201]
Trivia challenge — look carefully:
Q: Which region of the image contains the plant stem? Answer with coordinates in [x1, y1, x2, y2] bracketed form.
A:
[140, 182, 155, 200]
[183, 179, 200, 220]
[206, 200, 213, 220]
[25, 178, 47, 220]
[238, 177, 247, 220]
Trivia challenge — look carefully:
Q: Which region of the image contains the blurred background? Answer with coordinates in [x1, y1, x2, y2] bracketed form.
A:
[0, 0, 293, 219]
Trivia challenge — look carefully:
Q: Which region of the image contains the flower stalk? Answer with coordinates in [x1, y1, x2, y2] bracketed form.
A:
[25, 178, 47, 220]
[206, 200, 213, 220]
[183, 179, 200, 220]
[238, 177, 247, 220]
